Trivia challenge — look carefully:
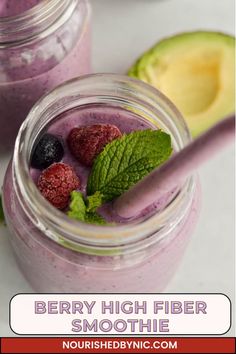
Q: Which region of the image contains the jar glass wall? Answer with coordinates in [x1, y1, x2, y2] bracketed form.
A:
[3, 74, 201, 293]
[0, 0, 91, 150]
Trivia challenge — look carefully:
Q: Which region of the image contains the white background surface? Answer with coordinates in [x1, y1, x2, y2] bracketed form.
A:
[0, 0, 235, 336]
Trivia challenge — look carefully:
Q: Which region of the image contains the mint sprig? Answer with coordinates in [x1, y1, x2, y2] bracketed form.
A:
[67, 191, 106, 225]
[68, 129, 172, 226]
[86, 191, 104, 213]
[87, 129, 172, 202]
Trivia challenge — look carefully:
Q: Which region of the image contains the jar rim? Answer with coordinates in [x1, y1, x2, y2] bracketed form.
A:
[0, 0, 84, 47]
[13, 74, 196, 253]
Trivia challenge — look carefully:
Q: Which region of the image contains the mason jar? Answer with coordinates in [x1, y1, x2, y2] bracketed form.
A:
[3, 74, 201, 293]
[0, 0, 91, 150]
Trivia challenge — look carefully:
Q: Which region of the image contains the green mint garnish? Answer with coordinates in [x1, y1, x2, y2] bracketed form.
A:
[86, 191, 104, 213]
[68, 190, 86, 220]
[84, 211, 107, 225]
[67, 191, 107, 225]
[0, 195, 5, 224]
[87, 129, 172, 202]
[67, 129, 172, 226]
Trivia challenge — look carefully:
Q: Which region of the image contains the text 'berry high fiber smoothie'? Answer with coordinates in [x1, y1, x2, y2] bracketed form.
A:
[3, 75, 201, 293]
[0, 0, 91, 149]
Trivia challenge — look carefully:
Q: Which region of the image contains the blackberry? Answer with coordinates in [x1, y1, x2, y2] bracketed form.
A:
[31, 133, 64, 169]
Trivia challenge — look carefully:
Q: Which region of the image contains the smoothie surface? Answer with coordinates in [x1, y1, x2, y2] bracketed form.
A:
[30, 107, 176, 224]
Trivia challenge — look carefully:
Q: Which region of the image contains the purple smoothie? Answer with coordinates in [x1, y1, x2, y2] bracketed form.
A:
[0, 1, 5, 14]
[0, 0, 41, 17]
[3, 105, 201, 292]
[0, 0, 91, 150]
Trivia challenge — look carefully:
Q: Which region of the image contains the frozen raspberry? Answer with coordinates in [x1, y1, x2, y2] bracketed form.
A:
[67, 124, 122, 166]
[37, 163, 80, 210]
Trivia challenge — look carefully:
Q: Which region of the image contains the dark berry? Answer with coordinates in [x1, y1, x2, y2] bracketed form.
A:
[31, 133, 64, 169]
[67, 124, 122, 166]
[37, 163, 80, 210]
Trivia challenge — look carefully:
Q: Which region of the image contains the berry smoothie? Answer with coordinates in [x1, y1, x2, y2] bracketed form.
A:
[0, 0, 91, 150]
[3, 106, 201, 292]
[0, 0, 41, 17]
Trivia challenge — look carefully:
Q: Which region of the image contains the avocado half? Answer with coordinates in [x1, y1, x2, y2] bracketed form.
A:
[128, 31, 235, 136]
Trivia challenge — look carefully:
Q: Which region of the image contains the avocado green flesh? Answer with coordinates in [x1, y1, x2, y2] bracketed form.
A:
[129, 32, 235, 136]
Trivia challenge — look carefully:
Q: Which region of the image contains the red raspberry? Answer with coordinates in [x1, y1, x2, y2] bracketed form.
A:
[37, 163, 80, 210]
[67, 124, 122, 166]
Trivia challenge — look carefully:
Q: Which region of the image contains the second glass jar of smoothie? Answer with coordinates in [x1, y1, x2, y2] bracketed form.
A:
[0, 0, 91, 150]
[3, 74, 201, 293]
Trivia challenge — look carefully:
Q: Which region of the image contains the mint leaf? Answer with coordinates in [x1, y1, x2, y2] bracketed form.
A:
[67, 130, 172, 226]
[84, 212, 107, 225]
[86, 191, 103, 212]
[0, 195, 5, 224]
[67, 191, 86, 220]
[68, 191, 106, 225]
[87, 129, 172, 201]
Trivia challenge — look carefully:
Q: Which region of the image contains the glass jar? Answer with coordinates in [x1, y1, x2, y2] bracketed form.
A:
[3, 74, 201, 293]
[0, 0, 91, 150]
